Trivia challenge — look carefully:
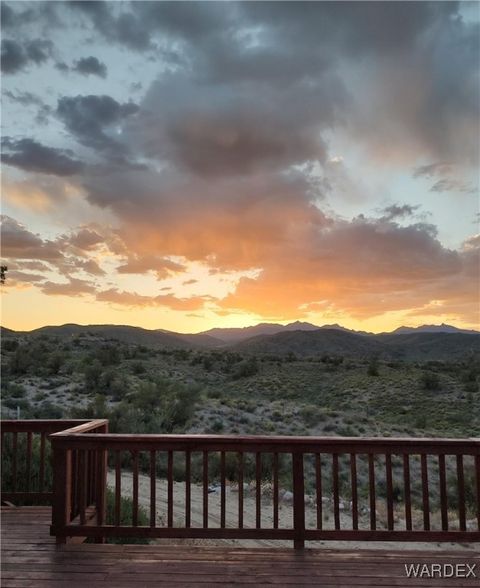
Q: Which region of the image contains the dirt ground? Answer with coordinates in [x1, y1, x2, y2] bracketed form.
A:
[106, 470, 478, 551]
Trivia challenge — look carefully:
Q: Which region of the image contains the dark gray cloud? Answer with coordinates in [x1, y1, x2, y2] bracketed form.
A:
[413, 162, 453, 178]
[56, 94, 139, 155]
[127, 70, 341, 178]
[3, 90, 45, 107]
[0, 215, 63, 261]
[66, 228, 104, 251]
[41, 277, 96, 297]
[1, 38, 53, 74]
[55, 61, 70, 73]
[25, 39, 53, 64]
[3, 90, 53, 125]
[2, 138, 85, 176]
[1, 40, 28, 74]
[73, 56, 107, 78]
[381, 204, 420, 221]
[413, 161, 478, 194]
[69, 1, 232, 52]
[69, 1, 153, 51]
[0, 2, 15, 27]
[430, 178, 476, 194]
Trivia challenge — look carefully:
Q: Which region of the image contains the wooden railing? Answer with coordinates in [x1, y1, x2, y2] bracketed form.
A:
[0, 420, 99, 504]
[2, 420, 479, 547]
[48, 427, 480, 547]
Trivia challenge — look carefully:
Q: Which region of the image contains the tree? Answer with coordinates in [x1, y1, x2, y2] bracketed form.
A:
[0, 266, 7, 284]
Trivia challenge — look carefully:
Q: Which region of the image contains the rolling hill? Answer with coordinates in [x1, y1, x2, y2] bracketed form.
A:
[2, 324, 222, 349]
[232, 328, 480, 361]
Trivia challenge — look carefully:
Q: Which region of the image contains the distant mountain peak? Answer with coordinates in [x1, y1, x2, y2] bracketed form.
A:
[391, 323, 478, 335]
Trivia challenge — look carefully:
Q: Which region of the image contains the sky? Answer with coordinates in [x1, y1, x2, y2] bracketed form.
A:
[1, 1, 479, 334]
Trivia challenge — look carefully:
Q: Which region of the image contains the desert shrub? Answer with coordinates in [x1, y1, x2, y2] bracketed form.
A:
[47, 351, 65, 375]
[97, 344, 121, 366]
[8, 346, 33, 375]
[7, 383, 26, 398]
[130, 360, 146, 375]
[2, 339, 19, 352]
[299, 405, 326, 427]
[367, 358, 379, 376]
[34, 401, 64, 419]
[211, 419, 224, 433]
[84, 359, 103, 391]
[232, 357, 258, 380]
[420, 371, 440, 390]
[104, 489, 150, 544]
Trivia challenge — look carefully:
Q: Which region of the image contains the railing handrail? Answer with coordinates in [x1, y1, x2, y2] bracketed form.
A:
[47, 432, 480, 454]
[1, 420, 94, 433]
[49, 419, 109, 436]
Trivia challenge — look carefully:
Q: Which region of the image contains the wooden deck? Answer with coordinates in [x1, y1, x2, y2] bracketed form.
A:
[1, 507, 479, 587]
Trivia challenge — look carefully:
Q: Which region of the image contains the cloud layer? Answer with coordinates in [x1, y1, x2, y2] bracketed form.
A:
[1, 1, 478, 329]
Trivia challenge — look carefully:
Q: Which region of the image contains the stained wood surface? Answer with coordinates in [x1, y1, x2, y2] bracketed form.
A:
[2, 507, 479, 587]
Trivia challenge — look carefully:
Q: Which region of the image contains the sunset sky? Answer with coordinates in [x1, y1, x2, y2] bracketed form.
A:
[1, 1, 479, 333]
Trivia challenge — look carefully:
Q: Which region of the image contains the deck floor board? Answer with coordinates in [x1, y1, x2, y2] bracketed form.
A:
[1, 507, 478, 587]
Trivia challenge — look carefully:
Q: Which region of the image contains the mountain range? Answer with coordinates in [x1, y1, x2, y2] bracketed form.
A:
[1, 321, 478, 362]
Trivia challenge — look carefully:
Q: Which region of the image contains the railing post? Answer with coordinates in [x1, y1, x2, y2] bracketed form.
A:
[95, 422, 108, 543]
[292, 452, 305, 549]
[51, 439, 72, 545]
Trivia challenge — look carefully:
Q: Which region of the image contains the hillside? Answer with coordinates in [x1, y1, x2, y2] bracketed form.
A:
[5, 324, 218, 350]
[374, 332, 480, 361]
[233, 329, 480, 361]
[201, 321, 319, 343]
[232, 328, 385, 358]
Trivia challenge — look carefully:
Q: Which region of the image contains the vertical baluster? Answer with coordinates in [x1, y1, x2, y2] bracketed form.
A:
[0, 432, 3, 492]
[315, 453, 322, 530]
[385, 453, 394, 530]
[203, 450, 208, 528]
[403, 454, 412, 531]
[86, 450, 91, 506]
[475, 455, 480, 531]
[86, 451, 91, 506]
[51, 444, 72, 544]
[95, 445, 107, 543]
[368, 454, 376, 530]
[238, 452, 244, 529]
[351, 453, 358, 531]
[39, 433, 46, 492]
[421, 454, 430, 531]
[115, 450, 121, 526]
[167, 450, 173, 527]
[185, 450, 191, 528]
[457, 454, 466, 531]
[332, 453, 340, 530]
[25, 432, 32, 493]
[220, 451, 226, 529]
[476, 455, 480, 532]
[71, 450, 78, 519]
[273, 452, 279, 530]
[150, 450, 156, 528]
[438, 454, 448, 531]
[90, 450, 97, 506]
[256, 452, 262, 529]
[292, 453, 305, 549]
[12, 432, 17, 492]
[79, 450, 87, 525]
[132, 450, 139, 527]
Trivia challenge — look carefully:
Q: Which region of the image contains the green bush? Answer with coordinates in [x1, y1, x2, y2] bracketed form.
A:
[104, 489, 150, 544]
[420, 371, 440, 390]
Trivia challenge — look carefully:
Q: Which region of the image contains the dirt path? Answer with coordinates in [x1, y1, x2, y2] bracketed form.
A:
[107, 470, 478, 551]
